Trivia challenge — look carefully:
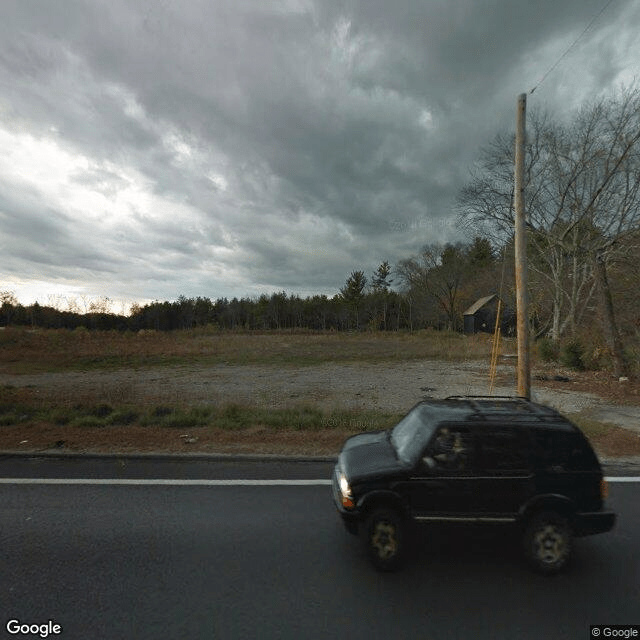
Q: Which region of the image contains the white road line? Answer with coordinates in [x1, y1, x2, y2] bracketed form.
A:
[0, 478, 333, 486]
[0, 478, 636, 485]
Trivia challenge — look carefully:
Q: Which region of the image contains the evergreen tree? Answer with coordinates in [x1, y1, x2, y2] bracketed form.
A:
[371, 261, 393, 329]
[340, 271, 367, 329]
[371, 261, 393, 292]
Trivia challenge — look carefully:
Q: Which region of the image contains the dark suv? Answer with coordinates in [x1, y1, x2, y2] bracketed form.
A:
[332, 396, 616, 573]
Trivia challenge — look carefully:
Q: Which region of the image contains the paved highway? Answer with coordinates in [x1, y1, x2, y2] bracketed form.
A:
[0, 455, 638, 639]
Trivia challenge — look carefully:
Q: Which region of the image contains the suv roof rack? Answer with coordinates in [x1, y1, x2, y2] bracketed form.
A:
[443, 395, 562, 423]
[445, 395, 527, 401]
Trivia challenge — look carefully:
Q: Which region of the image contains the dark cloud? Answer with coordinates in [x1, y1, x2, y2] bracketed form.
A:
[0, 0, 638, 305]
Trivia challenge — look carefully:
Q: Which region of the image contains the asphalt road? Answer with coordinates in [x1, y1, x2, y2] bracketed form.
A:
[0, 455, 638, 640]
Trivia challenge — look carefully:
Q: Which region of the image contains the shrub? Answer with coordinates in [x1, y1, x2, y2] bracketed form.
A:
[581, 345, 604, 371]
[537, 337, 559, 362]
[560, 339, 585, 370]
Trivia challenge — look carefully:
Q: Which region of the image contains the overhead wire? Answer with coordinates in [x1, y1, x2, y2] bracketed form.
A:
[529, 0, 616, 94]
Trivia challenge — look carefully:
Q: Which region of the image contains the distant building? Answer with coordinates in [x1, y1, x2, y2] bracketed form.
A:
[463, 294, 514, 335]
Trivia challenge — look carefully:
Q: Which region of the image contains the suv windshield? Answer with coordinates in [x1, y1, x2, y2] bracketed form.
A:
[390, 405, 437, 465]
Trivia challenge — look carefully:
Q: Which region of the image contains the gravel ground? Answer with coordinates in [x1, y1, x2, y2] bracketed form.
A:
[0, 359, 603, 413]
[2, 359, 640, 456]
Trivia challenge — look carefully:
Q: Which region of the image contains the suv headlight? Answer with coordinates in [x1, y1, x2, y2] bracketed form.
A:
[339, 473, 355, 509]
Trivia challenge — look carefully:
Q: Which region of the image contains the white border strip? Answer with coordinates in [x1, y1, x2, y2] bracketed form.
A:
[606, 477, 640, 483]
[0, 478, 332, 486]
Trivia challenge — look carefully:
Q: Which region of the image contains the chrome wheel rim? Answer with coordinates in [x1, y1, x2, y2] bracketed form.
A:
[533, 524, 566, 564]
[371, 520, 398, 559]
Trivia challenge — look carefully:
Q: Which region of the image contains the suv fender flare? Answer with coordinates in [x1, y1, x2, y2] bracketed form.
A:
[518, 494, 576, 527]
[358, 490, 408, 519]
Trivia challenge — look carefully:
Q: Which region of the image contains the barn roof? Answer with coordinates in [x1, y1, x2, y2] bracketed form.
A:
[463, 294, 497, 316]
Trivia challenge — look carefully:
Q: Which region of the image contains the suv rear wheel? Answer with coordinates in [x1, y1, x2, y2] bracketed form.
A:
[362, 508, 405, 572]
[523, 511, 572, 575]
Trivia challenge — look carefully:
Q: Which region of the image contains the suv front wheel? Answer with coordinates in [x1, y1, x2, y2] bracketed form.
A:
[362, 507, 405, 572]
[523, 511, 573, 575]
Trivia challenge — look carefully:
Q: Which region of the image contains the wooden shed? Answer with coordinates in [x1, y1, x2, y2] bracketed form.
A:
[463, 294, 500, 334]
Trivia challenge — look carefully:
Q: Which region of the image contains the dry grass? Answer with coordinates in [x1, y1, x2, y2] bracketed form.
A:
[564, 412, 640, 459]
[0, 326, 499, 374]
[0, 422, 354, 456]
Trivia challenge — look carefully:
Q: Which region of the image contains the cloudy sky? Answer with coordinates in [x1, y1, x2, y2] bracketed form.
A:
[1, 0, 638, 310]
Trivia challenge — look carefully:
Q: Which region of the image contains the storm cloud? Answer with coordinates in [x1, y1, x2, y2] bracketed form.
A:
[0, 0, 638, 307]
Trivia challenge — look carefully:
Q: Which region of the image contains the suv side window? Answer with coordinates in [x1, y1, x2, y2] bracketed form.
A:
[425, 424, 473, 474]
[532, 428, 598, 471]
[476, 427, 531, 475]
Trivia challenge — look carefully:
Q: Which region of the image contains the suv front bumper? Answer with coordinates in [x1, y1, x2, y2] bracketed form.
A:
[573, 510, 616, 537]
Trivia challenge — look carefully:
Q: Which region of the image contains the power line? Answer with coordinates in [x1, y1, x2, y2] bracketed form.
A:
[530, 0, 616, 94]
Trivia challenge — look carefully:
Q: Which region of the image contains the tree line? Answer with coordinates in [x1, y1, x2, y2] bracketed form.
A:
[0, 237, 503, 333]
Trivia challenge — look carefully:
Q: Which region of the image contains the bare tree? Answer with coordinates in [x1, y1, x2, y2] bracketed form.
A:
[397, 243, 469, 331]
[88, 297, 113, 314]
[457, 111, 593, 340]
[0, 291, 18, 325]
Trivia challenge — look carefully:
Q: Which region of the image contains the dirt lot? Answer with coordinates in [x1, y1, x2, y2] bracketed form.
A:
[2, 357, 640, 458]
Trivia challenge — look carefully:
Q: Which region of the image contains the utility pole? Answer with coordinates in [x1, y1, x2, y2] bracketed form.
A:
[514, 93, 530, 399]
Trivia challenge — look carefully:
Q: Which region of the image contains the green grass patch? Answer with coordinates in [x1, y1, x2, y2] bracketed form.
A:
[12, 401, 401, 434]
[89, 403, 114, 418]
[160, 407, 215, 429]
[105, 409, 140, 425]
[245, 406, 400, 432]
[69, 415, 109, 428]
[0, 370, 404, 434]
[51, 408, 72, 425]
[0, 413, 20, 426]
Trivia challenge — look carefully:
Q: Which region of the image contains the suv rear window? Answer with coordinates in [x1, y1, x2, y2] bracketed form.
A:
[532, 428, 598, 471]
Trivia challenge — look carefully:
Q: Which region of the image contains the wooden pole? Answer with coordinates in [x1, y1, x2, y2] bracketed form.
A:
[514, 93, 530, 399]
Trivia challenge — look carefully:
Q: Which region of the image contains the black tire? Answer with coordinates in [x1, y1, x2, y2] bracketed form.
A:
[523, 511, 572, 575]
[361, 508, 405, 572]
